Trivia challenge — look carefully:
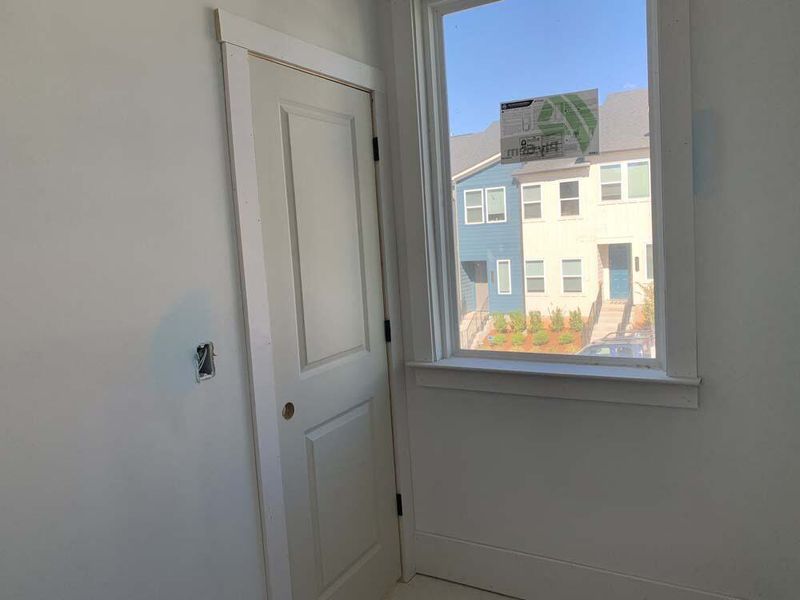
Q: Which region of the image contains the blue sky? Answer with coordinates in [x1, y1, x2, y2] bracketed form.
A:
[443, 0, 648, 135]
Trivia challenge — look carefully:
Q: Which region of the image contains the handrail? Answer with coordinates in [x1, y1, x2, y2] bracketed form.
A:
[618, 295, 633, 335]
[461, 296, 490, 349]
[581, 283, 603, 347]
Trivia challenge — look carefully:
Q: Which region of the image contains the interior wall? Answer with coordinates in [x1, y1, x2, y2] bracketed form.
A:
[0, 1, 383, 598]
[393, 1, 800, 599]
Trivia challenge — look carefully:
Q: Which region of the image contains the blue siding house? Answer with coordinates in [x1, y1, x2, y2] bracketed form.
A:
[453, 159, 524, 318]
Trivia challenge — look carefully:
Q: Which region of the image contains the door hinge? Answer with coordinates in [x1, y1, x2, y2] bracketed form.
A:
[372, 137, 380, 161]
[396, 493, 403, 517]
[384, 319, 391, 343]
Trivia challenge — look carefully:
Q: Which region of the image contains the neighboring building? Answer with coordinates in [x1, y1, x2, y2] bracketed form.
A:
[451, 123, 524, 326]
[451, 90, 653, 341]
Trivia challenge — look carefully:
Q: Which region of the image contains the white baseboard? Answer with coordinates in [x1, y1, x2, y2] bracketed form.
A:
[415, 531, 743, 600]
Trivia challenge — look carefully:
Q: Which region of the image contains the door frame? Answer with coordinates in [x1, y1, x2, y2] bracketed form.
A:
[609, 243, 632, 300]
[215, 9, 415, 598]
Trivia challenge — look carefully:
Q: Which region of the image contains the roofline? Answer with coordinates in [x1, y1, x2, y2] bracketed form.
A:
[451, 153, 501, 182]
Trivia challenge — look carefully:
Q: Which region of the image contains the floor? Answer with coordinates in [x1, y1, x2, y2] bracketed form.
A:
[385, 575, 514, 600]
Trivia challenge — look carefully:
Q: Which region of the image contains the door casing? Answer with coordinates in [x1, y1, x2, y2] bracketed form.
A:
[216, 9, 415, 598]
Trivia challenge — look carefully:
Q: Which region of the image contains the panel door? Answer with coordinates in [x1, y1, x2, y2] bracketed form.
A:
[248, 56, 401, 600]
[609, 244, 631, 300]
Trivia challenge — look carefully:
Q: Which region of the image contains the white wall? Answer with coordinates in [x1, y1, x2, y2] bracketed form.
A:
[395, 1, 800, 599]
[0, 1, 383, 598]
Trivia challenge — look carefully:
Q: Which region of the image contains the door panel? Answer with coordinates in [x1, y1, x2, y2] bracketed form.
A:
[249, 56, 401, 600]
[609, 244, 631, 300]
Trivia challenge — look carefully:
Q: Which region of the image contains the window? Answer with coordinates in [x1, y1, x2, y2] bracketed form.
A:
[600, 164, 623, 201]
[395, 0, 699, 399]
[496, 260, 511, 295]
[485, 187, 507, 222]
[646, 244, 654, 280]
[561, 259, 582, 293]
[464, 189, 483, 224]
[559, 181, 580, 216]
[525, 260, 545, 293]
[522, 185, 542, 220]
[628, 161, 651, 198]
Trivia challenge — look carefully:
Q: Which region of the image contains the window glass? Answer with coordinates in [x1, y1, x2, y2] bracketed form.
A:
[628, 161, 651, 198]
[601, 164, 622, 201]
[525, 260, 545, 293]
[497, 260, 511, 294]
[444, 0, 655, 359]
[465, 190, 483, 224]
[559, 181, 580, 216]
[522, 185, 542, 220]
[486, 188, 506, 222]
[562, 259, 582, 293]
[646, 244, 654, 279]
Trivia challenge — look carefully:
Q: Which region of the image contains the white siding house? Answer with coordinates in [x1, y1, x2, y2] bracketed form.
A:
[516, 90, 653, 318]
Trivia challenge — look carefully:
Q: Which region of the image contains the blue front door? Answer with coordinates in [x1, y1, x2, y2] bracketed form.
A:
[609, 244, 631, 300]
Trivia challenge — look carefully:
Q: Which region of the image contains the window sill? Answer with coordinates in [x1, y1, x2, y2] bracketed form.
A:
[407, 357, 700, 409]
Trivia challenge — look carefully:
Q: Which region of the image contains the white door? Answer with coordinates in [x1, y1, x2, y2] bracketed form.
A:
[248, 56, 401, 600]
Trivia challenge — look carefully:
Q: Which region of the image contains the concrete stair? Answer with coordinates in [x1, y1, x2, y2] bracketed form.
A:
[591, 302, 628, 342]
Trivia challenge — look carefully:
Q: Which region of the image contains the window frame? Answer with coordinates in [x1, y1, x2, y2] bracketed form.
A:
[484, 186, 507, 223]
[524, 259, 545, 294]
[388, 0, 699, 408]
[558, 179, 581, 217]
[495, 259, 512, 295]
[600, 163, 623, 201]
[463, 188, 485, 224]
[627, 159, 652, 199]
[521, 183, 543, 221]
[560, 258, 583, 294]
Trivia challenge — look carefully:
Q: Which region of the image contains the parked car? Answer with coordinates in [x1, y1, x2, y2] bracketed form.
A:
[600, 330, 654, 356]
[578, 339, 649, 358]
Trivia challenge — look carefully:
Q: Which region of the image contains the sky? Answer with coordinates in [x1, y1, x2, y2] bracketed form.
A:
[443, 0, 649, 136]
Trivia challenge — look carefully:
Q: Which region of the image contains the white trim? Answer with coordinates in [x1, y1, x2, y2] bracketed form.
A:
[558, 178, 581, 217]
[415, 530, 737, 599]
[524, 258, 545, 294]
[495, 259, 512, 295]
[560, 258, 583, 294]
[484, 186, 507, 223]
[217, 12, 416, 592]
[220, 42, 292, 600]
[451, 152, 501, 182]
[216, 9, 385, 93]
[463, 188, 484, 224]
[520, 183, 543, 222]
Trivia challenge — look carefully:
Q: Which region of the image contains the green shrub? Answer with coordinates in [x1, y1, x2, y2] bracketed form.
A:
[569, 308, 584, 332]
[549, 307, 564, 332]
[638, 282, 655, 327]
[558, 332, 575, 344]
[490, 334, 506, 347]
[509, 311, 526, 333]
[528, 310, 543, 332]
[532, 330, 549, 346]
[491, 312, 507, 333]
[510, 332, 525, 347]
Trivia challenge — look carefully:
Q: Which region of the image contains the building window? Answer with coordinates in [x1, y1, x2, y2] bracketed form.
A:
[600, 164, 623, 201]
[485, 187, 507, 222]
[525, 260, 545, 293]
[559, 181, 580, 216]
[496, 259, 511, 295]
[561, 259, 582, 293]
[628, 161, 651, 199]
[464, 189, 484, 224]
[646, 244, 654, 280]
[521, 185, 542, 220]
